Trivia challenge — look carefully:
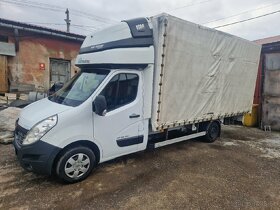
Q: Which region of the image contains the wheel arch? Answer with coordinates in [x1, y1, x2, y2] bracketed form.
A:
[52, 140, 101, 174]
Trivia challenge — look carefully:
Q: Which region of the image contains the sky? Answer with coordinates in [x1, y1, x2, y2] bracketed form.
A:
[0, 0, 280, 41]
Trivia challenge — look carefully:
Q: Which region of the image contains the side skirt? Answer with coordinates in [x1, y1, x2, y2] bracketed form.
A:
[154, 131, 206, 148]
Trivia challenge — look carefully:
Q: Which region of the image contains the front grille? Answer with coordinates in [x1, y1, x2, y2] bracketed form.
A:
[15, 122, 28, 146]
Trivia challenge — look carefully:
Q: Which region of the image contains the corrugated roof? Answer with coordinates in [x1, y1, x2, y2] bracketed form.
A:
[254, 35, 280, 45]
[0, 18, 86, 42]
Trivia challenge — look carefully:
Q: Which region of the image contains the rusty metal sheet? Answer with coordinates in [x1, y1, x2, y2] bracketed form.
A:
[0, 55, 8, 93]
[262, 97, 280, 130]
[263, 70, 280, 97]
[253, 59, 262, 104]
[266, 53, 280, 70]
[262, 53, 280, 130]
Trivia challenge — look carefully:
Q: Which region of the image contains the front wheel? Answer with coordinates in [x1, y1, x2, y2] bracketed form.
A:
[56, 146, 96, 183]
[204, 121, 221, 143]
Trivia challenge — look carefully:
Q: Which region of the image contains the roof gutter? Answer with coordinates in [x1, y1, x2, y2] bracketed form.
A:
[0, 22, 85, 42]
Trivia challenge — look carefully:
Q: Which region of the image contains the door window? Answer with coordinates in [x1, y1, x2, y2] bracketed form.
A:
[100, 73, 139, 111]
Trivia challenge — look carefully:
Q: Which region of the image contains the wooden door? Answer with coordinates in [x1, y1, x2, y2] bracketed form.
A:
[0, 55, 8, 93]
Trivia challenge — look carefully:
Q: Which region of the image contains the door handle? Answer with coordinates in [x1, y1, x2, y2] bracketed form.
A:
[129, 114, 140, 118]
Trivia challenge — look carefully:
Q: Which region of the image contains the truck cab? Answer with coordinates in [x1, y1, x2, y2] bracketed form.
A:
[14, 18, 158, 183]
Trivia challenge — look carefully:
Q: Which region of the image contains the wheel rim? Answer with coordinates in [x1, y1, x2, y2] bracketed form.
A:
[64, 153, 90, 179]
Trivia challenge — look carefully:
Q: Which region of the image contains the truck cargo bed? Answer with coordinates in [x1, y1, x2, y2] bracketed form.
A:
[150, 14, 261, 131]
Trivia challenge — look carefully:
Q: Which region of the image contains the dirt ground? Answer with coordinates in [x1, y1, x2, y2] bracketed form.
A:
[1, 125, 280, 210]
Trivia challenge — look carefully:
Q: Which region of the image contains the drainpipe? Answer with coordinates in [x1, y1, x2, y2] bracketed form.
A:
[14, 28, 19, 52]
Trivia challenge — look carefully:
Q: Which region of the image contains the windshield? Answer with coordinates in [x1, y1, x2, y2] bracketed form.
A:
[49, 68, 109, 107]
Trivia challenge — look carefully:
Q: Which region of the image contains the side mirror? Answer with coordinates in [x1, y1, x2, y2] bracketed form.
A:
[93, 95, 107, 116]
[48, 82, 64, 96]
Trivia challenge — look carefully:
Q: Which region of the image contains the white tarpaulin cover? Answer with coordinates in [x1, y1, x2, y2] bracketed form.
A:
[150, 14, 261, 131]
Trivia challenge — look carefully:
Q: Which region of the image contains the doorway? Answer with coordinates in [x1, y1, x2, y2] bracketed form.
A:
[49, 59, 71, 86]
[0, 55, 8, 93]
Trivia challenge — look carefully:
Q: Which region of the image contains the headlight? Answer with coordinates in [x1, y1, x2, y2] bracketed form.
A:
[23, 115, 58, 145]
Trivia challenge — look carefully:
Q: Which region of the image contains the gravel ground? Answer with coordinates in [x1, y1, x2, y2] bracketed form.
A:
[0, 125, 280, 210]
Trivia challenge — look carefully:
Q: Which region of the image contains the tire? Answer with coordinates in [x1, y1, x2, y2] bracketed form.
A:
[56, 146, 96, 183]
[204, 121, 220, 143]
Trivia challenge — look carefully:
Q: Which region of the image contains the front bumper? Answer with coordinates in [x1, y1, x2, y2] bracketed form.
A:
[13, 127, 61, 175]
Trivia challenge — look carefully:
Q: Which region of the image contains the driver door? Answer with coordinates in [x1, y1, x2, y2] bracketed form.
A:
[93, 71, 145, 160]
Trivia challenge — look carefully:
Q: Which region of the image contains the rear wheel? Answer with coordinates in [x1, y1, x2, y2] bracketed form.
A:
[204, 121, 220, 143]
[56, 146, 96, 183]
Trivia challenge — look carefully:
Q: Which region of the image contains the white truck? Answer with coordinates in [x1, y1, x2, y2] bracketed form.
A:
[14, 14, 261, 183]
